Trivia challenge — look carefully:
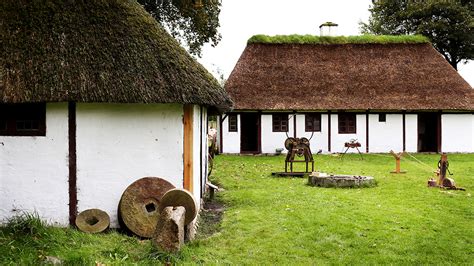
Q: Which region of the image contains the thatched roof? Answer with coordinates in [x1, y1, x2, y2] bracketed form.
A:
[226, 35, 473, 111]
[0, 0, 232, 111]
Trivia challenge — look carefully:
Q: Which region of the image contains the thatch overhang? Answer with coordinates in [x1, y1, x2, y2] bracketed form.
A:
[0, 0, 232, 112]
[225, 36, 473, 112]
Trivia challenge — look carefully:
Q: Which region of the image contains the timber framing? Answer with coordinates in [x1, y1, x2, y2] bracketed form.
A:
[183, 104, 194, 193]
[68, 102, 77, 226]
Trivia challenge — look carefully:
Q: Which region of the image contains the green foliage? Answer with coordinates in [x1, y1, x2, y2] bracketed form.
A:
[139, 0, 222, 57]
[248, 34, 430, 45]
[361, 0, 474, 70]
[1, 154, 473, 264]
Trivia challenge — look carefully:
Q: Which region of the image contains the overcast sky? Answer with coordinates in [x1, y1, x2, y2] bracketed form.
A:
[197, 0, 474, 87]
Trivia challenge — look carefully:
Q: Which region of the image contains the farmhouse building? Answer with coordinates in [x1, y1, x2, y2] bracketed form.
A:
[220, 35, 474, 154]
[0, 0, 232, 227]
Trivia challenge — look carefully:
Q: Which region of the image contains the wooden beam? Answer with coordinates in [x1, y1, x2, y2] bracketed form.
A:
[328, 111, 332, 152]
[293, 111, 297, 138]
[68, 102, 77, 226]
[183, 104, 194, 193]
[437, 111, 442, 153]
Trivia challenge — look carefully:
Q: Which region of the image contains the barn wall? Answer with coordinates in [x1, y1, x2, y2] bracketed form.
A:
[368, 114, 403, 153]
[330, 114, 367, 153]
[261, 114, 294, 154]
[221, 114, 240, 153]
[0, 103, 69, 225]
[442, 114, 473, 152]
[76, 103, 184, 228]
[295, 114, 328, 153]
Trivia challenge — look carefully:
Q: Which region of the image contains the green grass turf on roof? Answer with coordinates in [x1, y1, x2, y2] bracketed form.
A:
[247, 34, 430, 45]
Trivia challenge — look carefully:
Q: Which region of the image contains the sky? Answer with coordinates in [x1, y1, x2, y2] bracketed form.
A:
[197, 0, 474, 87]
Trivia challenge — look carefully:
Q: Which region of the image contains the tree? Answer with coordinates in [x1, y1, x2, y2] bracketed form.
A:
[139, 0, 222, 57]
[361, 0, 474, 70]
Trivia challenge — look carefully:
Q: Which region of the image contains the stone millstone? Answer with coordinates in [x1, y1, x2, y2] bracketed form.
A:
[152, 206, 186, 253]
[158, 188, 197, 225]
[119, 177, 175, 238]
[75, 209, 110, 233]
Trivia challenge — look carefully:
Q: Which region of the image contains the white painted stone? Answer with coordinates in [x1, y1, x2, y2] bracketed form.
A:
[442, 114, 473, 152]
[76, 103, 185, 228]
[368, 114, 403, 153]
[330, 114, 367, 153]
[405, 114, 418, 152]
[295, 114, 328, 154]
[0, 103, 69, 225]
[261, 114, 294, 154]
[221, 114, 240, 153]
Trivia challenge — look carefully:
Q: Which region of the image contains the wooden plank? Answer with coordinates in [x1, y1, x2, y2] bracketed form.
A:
[328, 111, 332, 152]
[68, 102, 77, 226]
[366, 111, 369, 153]
[402, 111, 406, 151]
[183, 104, 194, 193]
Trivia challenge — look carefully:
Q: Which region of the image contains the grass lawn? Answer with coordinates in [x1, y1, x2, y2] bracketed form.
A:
[1, 154, 473, 264]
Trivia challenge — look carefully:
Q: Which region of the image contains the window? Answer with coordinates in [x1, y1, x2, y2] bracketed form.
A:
[338, 113, 356, 134]
[272, 114, 288, 132]
[378, 113, 386, 122]
[0, 103, 46, 136]
[305, 113, 321, 132]
[228, 114, 238, 132]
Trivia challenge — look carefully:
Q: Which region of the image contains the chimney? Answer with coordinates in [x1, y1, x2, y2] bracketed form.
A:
[319, 22, 338, 36]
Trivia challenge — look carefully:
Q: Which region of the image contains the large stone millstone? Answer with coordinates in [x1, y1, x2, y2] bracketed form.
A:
[158, 188, 198, 225]
[75, 209, 110, 233]
[119, 177, 175, 238]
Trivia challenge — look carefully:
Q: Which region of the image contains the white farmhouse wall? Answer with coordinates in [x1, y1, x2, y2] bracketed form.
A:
[76, 103, 184, 228]
[191, 105, 207, 203]
[472, 115, 474, 151]
[221, 114, 240, 153]
[442, 114, 473, 152]
[331, 114, 367, 153]
[0, 103, 69, 225]
[405, 114, 418, 152]
[261, 113, 295, 153]
[295, 114, 328, 153]
[369, 114, 403, 153]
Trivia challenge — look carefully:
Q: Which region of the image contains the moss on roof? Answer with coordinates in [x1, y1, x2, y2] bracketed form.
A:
[0, 0, 232, 111]
[247, 34, 430, 45]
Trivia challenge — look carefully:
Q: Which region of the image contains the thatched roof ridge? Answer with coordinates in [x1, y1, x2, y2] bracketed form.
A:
[0, 0, 232, 111]
[226, 41, 474, 111]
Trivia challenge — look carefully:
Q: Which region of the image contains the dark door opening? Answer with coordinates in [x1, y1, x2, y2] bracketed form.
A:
[418, 113, 441, 152]
[240, 113, 260, 153]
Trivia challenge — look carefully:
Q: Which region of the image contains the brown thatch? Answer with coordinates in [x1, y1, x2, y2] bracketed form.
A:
[0, 0, 232, 111]
[226, 42, 474, 111]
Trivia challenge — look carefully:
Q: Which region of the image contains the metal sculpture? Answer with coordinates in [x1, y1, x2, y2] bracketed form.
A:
[341, 139, 363, 159]
[284, 137, 314, 173]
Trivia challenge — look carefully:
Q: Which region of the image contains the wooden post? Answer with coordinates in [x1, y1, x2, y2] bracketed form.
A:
[183, 104, 194, 193]
[438, 153, 448, 186]
[68, 102, 77, 226]
[390, 150, 406, 174]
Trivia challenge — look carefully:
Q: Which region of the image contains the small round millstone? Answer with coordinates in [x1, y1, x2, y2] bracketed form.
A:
[158, 188, 198, 225]
[75, 209, 110, 233]
[119, 177, 175, 238]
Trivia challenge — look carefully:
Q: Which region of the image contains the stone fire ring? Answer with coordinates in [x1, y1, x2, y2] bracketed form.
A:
[308, 174, 376, 188]
[75, 208, 110, 233]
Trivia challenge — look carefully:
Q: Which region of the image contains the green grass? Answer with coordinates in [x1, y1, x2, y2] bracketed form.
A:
[248, 34, 430, 45]
[1, 154, 472, 264]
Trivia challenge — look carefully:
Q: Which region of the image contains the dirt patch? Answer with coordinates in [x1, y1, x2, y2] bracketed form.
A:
[196, 197, 225, 239]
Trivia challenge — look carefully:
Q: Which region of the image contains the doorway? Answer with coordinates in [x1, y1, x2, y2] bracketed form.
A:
[418, 113, 441, 152]
[240, 113, 260, 153]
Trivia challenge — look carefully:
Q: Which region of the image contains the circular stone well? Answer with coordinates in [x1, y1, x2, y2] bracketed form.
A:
[308, 173, 376, 188]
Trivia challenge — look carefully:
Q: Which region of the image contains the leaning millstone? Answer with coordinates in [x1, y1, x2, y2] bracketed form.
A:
[152, 206, 186, 253]
[75, 209, 110, 233]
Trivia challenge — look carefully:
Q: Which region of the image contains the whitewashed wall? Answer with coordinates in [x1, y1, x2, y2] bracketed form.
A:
[472, 115, 474, 151]
[221, 114, 240, 153]
[191, 105, 208, 203]
[368, 114, 403, 153]
[0, 103, 69, 225]
[261, 113, 294, 154]
[295, 114, 328, 153]
[330, 114, 367, 153]
[76, 103, 184, 228]
[442, 114, 473, 152]
[405, 114, 418, 152]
